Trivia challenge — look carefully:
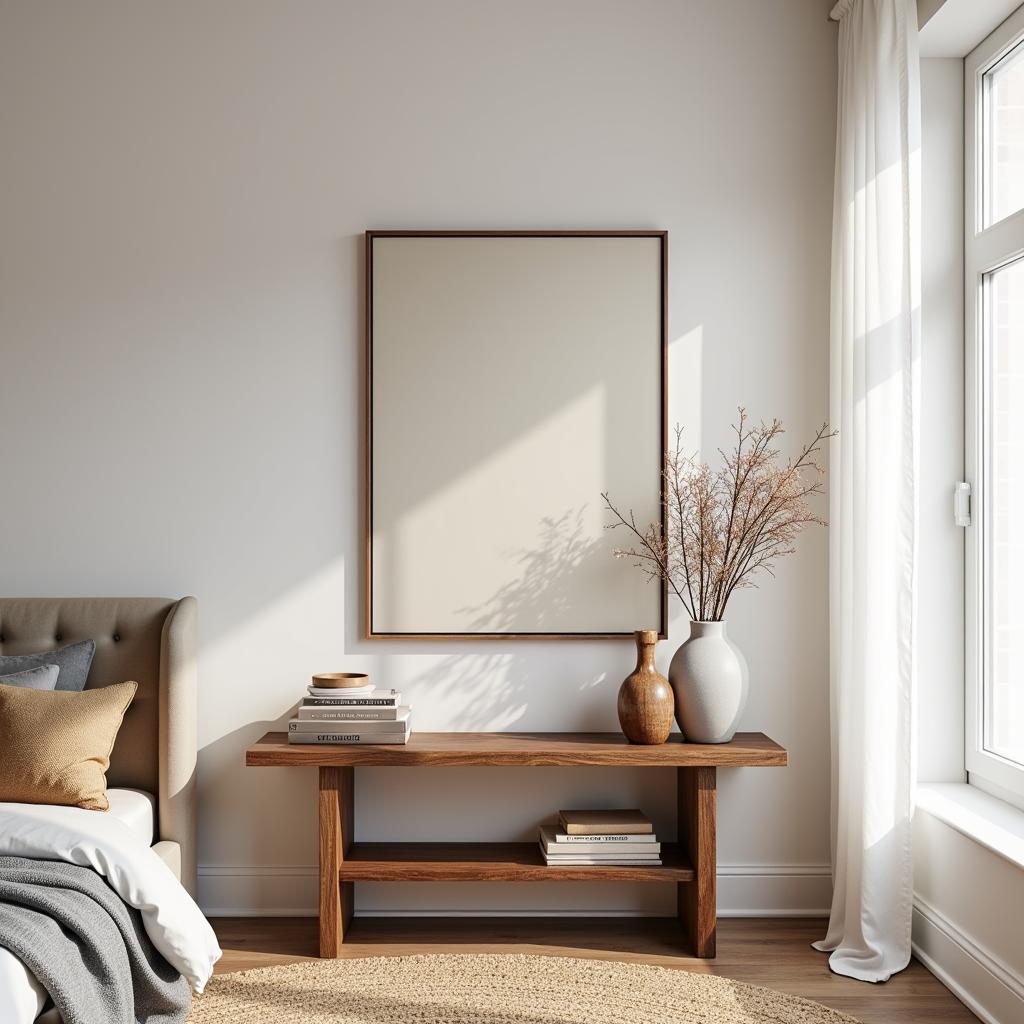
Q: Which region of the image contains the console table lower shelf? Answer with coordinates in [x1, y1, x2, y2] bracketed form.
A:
[245, 731, 787, 959]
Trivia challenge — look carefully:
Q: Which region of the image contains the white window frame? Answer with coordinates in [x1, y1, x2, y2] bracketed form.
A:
[965, 4, 1024, 807]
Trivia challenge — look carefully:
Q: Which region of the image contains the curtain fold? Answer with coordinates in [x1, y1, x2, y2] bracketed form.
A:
[814, 0, 921, 983]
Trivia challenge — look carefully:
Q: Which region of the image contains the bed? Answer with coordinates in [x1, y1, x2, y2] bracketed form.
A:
[0, 597, 219, 1022]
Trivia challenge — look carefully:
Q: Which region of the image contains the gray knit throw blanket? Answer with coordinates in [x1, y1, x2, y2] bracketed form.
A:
[0, 855, 191, 1024]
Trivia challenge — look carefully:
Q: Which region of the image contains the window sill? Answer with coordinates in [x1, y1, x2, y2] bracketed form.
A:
[916, 782, 1024, 870]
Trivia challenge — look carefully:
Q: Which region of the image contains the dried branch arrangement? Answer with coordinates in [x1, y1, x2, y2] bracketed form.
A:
[603, 410, 834, 622]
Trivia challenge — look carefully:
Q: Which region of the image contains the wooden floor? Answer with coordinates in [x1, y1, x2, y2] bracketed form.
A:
[212, 917, 977, 1024]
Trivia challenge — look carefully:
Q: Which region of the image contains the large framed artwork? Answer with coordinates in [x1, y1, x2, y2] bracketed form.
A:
[366, 230, 667, 639]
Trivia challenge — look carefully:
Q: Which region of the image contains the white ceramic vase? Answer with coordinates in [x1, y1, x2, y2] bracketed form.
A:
[668, 621, 749, 744]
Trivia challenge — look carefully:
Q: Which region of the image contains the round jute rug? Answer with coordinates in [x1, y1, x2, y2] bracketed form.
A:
[188, 953, 860, 1024]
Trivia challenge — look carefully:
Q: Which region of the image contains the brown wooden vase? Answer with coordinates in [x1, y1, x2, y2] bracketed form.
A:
[617, 629, 674, 745]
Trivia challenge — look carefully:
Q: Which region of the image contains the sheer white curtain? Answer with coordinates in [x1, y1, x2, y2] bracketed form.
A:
[814, 0, 921, 983]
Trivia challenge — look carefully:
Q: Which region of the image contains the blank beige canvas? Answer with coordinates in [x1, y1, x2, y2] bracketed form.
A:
[370, 235, 662, 635]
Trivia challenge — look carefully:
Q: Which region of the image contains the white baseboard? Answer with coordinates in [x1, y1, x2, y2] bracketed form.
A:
[198, 865, 319, 918]
[717, 863, 831, 917]
[912, 895, 1024, 1024]
[198, 863, 832, 919]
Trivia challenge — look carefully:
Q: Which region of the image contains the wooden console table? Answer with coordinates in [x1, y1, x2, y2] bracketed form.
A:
[245, 731, 787, 959]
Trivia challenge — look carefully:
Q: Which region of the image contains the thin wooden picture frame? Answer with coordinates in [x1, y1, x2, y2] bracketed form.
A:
[365, 229, 668, 640]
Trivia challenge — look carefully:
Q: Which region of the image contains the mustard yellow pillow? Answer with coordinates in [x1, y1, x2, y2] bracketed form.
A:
[0, 680, 137, 810]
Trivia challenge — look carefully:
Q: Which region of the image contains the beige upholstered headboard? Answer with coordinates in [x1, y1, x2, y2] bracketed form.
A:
[0, 597, 198, 895]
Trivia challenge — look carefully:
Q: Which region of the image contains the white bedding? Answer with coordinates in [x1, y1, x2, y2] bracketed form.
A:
[105, 788, 157, 845]
[0, 800, 220, 1023]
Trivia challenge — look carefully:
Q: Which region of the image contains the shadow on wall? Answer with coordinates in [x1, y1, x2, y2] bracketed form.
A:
[457, 507, 602, 634]
[405, 507, 633, 731]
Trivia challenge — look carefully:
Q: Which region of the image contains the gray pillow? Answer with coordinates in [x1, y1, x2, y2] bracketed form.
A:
[0, 664, 60, 690]
[0, 639, 95, 692]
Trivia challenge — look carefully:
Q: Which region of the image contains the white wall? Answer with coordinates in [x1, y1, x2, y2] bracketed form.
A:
[0, 0, 837, 916]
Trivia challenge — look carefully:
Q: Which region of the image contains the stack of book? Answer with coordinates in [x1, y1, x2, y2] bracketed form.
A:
[288, 682, 411, 745]
[539, 809, 661, 866]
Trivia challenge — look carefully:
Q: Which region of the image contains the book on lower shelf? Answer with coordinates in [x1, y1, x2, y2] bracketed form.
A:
[538, 849, 663, 866]
[288, 683, 412, 743]
[552, 830, 658, 844]
[538, 825, 661, 856]
[558, 808, 653, 836]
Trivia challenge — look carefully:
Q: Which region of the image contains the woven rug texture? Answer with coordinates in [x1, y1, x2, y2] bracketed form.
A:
[187, 953, 861, 1023]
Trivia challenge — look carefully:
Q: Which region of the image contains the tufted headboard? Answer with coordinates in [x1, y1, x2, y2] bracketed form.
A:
[0, 597, 198, 896]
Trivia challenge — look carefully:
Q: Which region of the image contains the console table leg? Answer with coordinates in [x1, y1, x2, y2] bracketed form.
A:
[318, 766, 353, 957]
[678, 765, 717, 958]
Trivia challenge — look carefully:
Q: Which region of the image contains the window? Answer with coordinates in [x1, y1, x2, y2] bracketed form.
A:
[984, 37, 1024, 228]
[985, 257, 1024, 771]
[966, 7, 1024, 807]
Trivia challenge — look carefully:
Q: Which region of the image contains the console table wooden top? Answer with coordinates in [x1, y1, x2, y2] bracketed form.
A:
[246, 731, 787, 768]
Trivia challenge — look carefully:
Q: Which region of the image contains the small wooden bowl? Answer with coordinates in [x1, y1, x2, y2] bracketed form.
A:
[311, 672, 370, 689]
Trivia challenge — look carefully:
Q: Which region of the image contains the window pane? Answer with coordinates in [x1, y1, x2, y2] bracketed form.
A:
[984, 38, 1024, 227]
[986, 255, 1024, 767]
